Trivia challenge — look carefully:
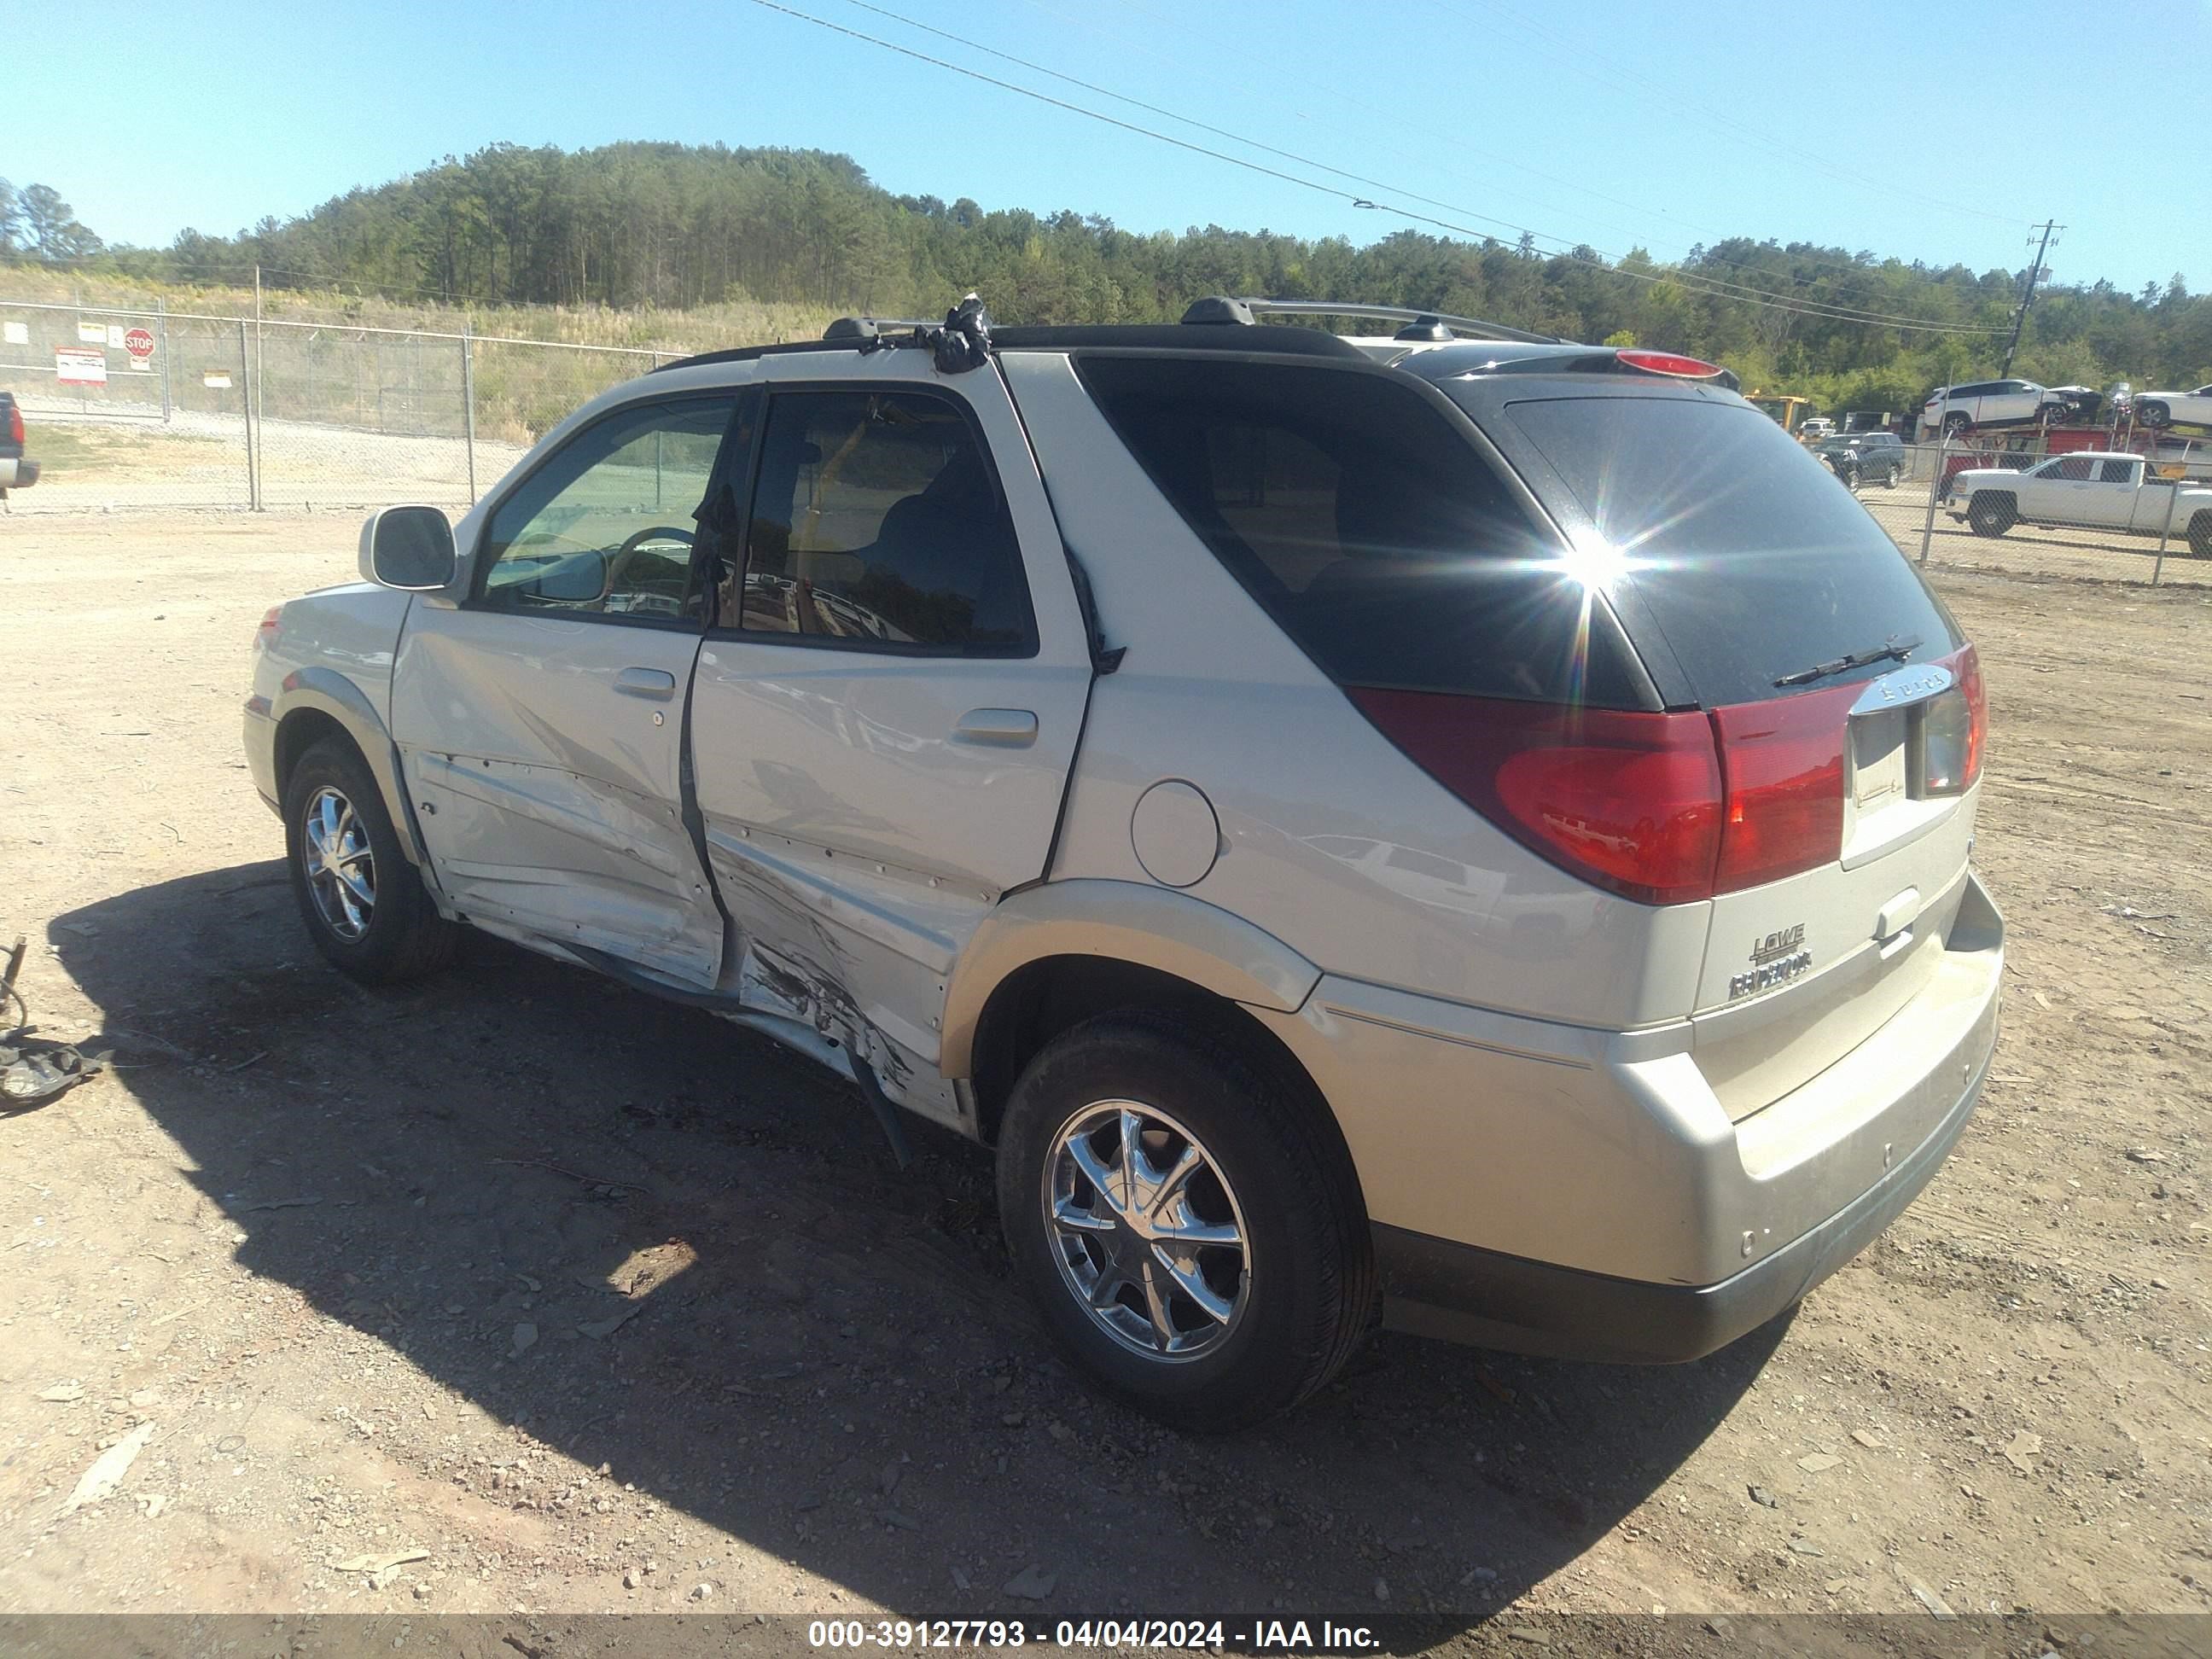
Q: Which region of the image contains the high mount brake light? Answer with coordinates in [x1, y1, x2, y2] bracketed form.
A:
[1616, 349, 1725, 380]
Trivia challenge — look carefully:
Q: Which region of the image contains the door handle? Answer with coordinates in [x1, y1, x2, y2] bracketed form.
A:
[614, 667, 678, 701]
[953, 708, 1039, 748]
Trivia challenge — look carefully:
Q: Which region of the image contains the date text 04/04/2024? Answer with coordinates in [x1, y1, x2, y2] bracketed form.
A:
[804, 1620, 1381, 1650]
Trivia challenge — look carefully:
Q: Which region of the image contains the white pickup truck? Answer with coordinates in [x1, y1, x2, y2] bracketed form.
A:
[1949, 451, 2212, 556]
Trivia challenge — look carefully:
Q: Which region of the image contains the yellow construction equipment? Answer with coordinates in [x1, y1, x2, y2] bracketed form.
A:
[1748, 393, 1819, 436]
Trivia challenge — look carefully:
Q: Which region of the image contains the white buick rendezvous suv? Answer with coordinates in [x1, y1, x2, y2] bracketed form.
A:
[243, 297, 2001, 1429]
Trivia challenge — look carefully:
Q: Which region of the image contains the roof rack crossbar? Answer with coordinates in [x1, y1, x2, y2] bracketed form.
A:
[1227, 298, 1563, 346]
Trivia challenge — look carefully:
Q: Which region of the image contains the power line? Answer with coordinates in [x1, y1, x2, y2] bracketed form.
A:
[1011, 0, 2004, 309]
[997, 0, 1719, 254]
[830, 0, 2014, 332]
[754, 0, 2005, 334]
[836, 0, 1999, 329]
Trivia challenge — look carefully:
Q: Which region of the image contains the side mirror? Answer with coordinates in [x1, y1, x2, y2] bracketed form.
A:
[360, 505, 457, 591]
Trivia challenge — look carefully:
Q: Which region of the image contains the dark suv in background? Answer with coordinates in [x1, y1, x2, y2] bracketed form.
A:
[1813, 430, 1906, 487]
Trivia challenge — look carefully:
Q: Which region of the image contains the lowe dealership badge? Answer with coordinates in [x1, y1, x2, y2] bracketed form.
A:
[1730, 923, 1813, 1001]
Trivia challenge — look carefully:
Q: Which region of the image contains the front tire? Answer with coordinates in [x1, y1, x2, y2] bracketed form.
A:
[2188, 512, 2212, 560]
[282, 737, 458, 984]
[997, 1011, 1375, 1432]
[1967, 492, 2017, 538]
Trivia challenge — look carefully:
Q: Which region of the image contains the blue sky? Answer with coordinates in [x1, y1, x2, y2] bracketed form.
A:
[13, 0, 2207, 296]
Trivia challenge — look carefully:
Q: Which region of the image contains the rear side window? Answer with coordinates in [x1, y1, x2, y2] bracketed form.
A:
[1497, 395, 1960, 707]
[1079, 357, 1645, 706]
[733, 390, 1035, 655]
[2098, 458, 2138, 483]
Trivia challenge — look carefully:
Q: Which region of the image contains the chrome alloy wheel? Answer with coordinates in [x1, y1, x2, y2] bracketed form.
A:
[1043, 1100, 1251, 1361]
[301, 785, 375, 940]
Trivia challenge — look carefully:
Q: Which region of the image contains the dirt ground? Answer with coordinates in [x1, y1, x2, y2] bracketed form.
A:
[0, 513, 2206, 1632]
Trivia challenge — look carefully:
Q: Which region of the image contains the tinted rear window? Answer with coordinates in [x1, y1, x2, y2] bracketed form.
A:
[1080, 357, 1646, 707]
[1493, 395, 1960, 706]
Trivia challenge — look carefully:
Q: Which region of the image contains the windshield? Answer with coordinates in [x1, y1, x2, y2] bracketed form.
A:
[1486, 393, 1962, 706]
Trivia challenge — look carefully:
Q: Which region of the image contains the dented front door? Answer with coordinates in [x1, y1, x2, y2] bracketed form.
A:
[391, 392, 741, 988]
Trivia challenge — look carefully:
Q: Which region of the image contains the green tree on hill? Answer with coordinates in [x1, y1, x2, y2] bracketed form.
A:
[9, 142, 2209, 400]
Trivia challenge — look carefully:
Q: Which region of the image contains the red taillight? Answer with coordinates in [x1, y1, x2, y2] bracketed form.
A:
[5, 404, 21, 445]
[1954, 643, 1986, 789]
[1353, 650, 1981, 904]
[1711, 684, 1854, 893]
[253, 605, 282, 652]
[1347, 690, 1724, 905]
[1616, 348, 1724, 380]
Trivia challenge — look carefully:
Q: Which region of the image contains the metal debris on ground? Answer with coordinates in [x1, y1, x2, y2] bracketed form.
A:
[3, 934, 111, 1109]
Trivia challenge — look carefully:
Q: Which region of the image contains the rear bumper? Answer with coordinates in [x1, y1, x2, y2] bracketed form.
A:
[0, 457, 36, 489]
[1372, 1027, 1988, 1362]
[1253, 870, 2003, 1362]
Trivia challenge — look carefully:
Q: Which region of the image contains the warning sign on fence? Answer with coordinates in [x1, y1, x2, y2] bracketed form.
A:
[56, 348, 108, 386]
[3, 321, 26, 346]
[76, 320, 107, 345]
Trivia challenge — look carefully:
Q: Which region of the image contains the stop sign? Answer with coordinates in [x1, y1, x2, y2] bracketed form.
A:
[123, 327, 155, 359]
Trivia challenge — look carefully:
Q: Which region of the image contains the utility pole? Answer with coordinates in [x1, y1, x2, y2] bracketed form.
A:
[2000, 220, 2060, 377]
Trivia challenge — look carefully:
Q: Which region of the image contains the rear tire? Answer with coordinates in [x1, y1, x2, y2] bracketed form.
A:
[1941, 412, 1972, 439]
[1967, 493, 2017, 538]
[2188, 512, 2212, 560]
[996, 1010, 1375, 1432]
[2137, 401, 2171, 430]
[1881, 462, 1903, 488]
[282, 736, 458, 985]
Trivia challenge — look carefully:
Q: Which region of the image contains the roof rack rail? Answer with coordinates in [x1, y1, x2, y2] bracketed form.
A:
[1181, 295, 1565, 346]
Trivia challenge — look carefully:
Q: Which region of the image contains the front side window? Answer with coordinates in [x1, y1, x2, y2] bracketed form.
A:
[2049, 457, 2095, 481]
[729, 390, 1034, 654]
[476, 395, 737, 623]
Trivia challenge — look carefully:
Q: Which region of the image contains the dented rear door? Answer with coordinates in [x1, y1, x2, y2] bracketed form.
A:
[685, 351, 1093, 1115]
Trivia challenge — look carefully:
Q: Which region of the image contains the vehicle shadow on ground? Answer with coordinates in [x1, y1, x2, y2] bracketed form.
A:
[52, 862, 1782, 1622]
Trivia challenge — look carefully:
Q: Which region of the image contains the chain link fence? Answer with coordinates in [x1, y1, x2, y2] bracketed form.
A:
[0, 297, 662, 513]
[1831, 430, 2211, 589]
[9, 295, 2211, 591]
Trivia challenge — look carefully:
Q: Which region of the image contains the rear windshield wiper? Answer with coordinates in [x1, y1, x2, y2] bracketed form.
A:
[1773, 635, 1921, 689]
